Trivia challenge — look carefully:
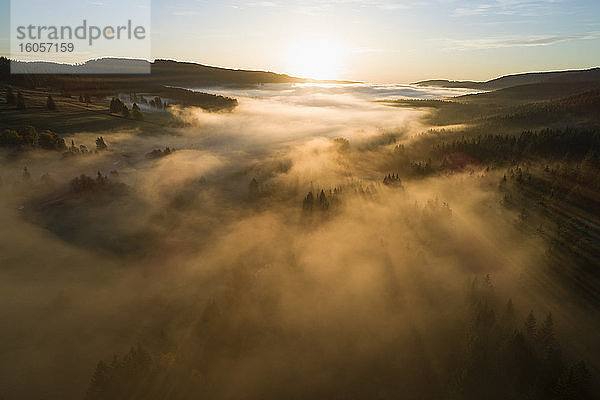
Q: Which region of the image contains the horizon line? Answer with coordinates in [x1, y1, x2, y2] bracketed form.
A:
[3, 55, 599, 85]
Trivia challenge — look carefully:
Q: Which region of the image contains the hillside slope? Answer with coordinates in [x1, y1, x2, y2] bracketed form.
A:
[415, 67, 600, 90]
[1, 57, 354, 88]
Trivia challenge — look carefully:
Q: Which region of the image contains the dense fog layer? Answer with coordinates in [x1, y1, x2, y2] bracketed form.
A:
[0, 85, 596, 399]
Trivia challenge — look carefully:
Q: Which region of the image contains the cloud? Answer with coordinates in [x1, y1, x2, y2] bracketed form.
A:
[452, 0, 567, 17]
[441, 31, 600, 50]
[237, 0, 427, 15]
[248, 1, 280, 6]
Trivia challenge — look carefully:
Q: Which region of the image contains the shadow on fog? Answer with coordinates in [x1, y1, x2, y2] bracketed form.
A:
[0, 84, 597, 400]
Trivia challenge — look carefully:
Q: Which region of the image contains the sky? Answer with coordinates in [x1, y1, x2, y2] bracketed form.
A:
[1, 0, 599, 83]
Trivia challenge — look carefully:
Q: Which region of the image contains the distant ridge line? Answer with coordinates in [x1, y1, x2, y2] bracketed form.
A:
[4, 57, 358, 85]
[414, 67, 600, 90]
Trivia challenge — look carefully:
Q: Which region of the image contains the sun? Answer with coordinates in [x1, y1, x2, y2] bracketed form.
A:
[284, 38, 343, 80]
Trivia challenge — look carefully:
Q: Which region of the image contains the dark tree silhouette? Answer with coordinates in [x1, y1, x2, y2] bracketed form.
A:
[318, 189, 329, 210]
[524, 310, 537, 339]
[131, 102, 143, 120]
[303, 191, 314, 211]
[383, 173, 402, 187]
[18, 126, 38, 146]
[109, 97, 130, 115]
[16, 91, 25, 110]
[96, 136, 108, 151]
[554, 362, 593, 400]
[46, 95, 56, 110]
[5, 87, 15, 105]
[149, 96, 163, 109]
[453, 276, 595, 399]
[538, 313, 554, 354]
[0, 129, 20, 146]
[85, 346, 193, 400]
[38, 130, 66, 151]
[249, 177, 259, 197]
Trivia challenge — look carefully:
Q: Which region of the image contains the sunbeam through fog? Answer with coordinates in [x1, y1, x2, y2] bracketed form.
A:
[2, 77, 599, 400]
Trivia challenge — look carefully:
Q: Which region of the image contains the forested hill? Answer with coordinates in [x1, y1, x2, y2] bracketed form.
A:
[414, 67, 600, 90]
[151, 59, 303, 86]
[1, 57, 354, 88]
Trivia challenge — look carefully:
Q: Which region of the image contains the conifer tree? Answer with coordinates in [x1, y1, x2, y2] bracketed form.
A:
[5, 87, 15, 105]
[524, 310, 537, 339]
[131, 102, 143, 120]
[46, 95, 56, 110]
[96, 136, 108, 151]
[16, 91, 25, 110]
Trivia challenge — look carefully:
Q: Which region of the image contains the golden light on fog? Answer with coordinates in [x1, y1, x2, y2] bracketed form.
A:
[284, 38, 343, 80]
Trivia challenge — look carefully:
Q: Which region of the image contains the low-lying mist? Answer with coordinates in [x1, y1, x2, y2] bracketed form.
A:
[0, 86, 597, 399]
